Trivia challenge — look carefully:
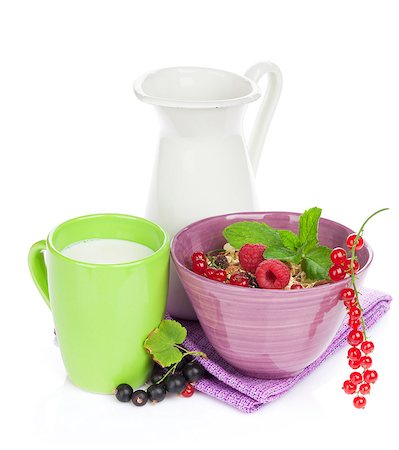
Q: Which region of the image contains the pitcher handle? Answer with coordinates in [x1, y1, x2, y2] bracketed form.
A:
[28, 240, 51, 309]
[244, 62, 283, 174]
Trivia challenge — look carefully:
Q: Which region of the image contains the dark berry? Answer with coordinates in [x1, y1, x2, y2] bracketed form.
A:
[150, 370, 164, 384]
[214, 254, 229, 269]
[175, 354, 194, 372]
[115, 383, 133, 402]
[132, 390, 148, 406]
[182, 361, 205, 382]
[165, 374, 187, 394]
[147, 384, 166, 403]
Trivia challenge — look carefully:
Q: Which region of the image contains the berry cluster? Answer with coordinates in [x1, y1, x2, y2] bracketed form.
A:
[328, 208, 388, 408]
[191, 246, 292, 290]
[114, 358, 204, 407]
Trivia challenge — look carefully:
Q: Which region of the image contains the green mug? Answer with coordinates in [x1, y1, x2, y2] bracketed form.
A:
[28, 214, 170, 393]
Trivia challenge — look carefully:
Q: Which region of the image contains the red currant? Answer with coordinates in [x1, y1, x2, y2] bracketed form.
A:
[192, 252, 206, 263]
[340, 288, 355, 301]
[348, 330, 364, 346]
[204, 268, 216, 279]
[181, 383, 195, 398]
[363, 369, 378, 384]
[329, 264, 346, 282]
[348, 306, 362, 321]
[361, 341, 374, 354]
[348, 318, 361, 330]
[359, 382, 371, 395]
[346, 233, 364, 251]
[330, 247, 347, 265]
[344, 298, 357, 309]
[342, 380, 357, 394]
[290, 284, 303, 290]
[359, 356, 372, 370]
[213, 269, 227, 282]
[347, 346, 362, 362]
[343, 258, 360, 273]
[349, 371, 363, 385]
[348, 359, 361, 369]
[353, 395, 367, 409]
[229, 273, 249, 287]
[192, 260, 207, 275]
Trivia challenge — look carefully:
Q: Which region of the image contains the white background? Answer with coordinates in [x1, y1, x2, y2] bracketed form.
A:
[1, 1, 398, 449]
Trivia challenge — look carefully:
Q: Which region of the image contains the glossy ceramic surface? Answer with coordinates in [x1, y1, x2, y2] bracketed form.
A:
[28, 214, 170, 393]
[171, 212, 372, 379]
[134, 63, 283, 320]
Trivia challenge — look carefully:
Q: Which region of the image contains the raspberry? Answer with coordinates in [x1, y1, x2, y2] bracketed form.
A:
[238, 244, 266, 273]
[255, 259, 291, 289]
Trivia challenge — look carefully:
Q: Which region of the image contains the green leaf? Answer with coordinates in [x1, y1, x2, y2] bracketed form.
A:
[144, 320, 187, 367]
[301, 246, 331, 280]
[277, 230, 300, 250]
[298, 207, 322, 253]
[264, 246, 302, 264]
[223, 221, 282, 249]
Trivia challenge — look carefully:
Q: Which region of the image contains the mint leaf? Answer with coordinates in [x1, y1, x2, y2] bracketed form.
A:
[298, 207, 322, 252]
[223, 221, 282, 249]
[144, 320, 187, 367]
[301, 246, 331, 280]
[277, 230, 300, 250]
[264, 246, 301, 264]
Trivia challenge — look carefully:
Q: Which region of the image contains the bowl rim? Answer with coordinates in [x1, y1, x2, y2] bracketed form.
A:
[171, 211, 374, 296]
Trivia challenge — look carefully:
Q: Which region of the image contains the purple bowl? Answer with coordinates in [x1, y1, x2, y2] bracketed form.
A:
[171, 212, 372, 379]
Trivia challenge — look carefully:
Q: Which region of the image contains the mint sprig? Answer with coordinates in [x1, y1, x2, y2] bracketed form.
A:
[223, 207, 332, 281]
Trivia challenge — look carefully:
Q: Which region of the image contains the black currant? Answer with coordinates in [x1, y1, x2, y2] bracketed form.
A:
[174, 354, 194, 372]
[115, 383, 133, 402]
[150, 370, 164, 384]
[147, 383, 166, 403]
[182, 362, 205, 382]
[132, 390, 149, 406]
[165, 374, 187, 394]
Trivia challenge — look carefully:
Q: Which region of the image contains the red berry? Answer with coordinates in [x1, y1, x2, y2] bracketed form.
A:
[353, 395, 367, 409]
[229, 273, 249, 287]
[359, 382, 371, 395]
[347, 346, 362, 362]
[342, 380, 357, 394]
[192, 252, 206, 263]
[328, 264, 346, 282]
[348, 359, 361, 369]
[192, 260, 207, 275]
[238, 244, 266, 273]
[255, 259, 291, 289]
[340, 288, 355, 301]
[349, 306, 362, 321]
[343, 258, 360, 273]
[213, 269, 227, 282]
[346, 233, 364, 251]
[290, 284, 303, 290]
[363, 369, 378, 384]
[359, 356, 372, 370]
[361, 341, 374, 354]
[344, 298, 357, 308]
[181, 383, 195, 398]
[204, 268, 216, 279]
[348, 330, 364, 346]
[348, 318, 361, 330]
[350, 371, 363, 385]
[330, 247, 347, 265]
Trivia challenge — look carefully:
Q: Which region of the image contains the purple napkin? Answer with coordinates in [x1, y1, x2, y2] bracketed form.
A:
[175, 288, 392, 413]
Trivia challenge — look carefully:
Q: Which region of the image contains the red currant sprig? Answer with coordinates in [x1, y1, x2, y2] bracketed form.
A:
[330, 208, 388, 409]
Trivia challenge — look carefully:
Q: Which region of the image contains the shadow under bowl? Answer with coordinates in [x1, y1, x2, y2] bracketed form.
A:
[171, 211, 372, 379]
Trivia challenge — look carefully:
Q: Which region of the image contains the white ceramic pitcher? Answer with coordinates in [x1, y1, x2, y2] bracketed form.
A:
[134, 62, 283, 320]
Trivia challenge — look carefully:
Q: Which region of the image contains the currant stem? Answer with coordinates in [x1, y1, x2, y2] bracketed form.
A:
[350, 208, 389, 340]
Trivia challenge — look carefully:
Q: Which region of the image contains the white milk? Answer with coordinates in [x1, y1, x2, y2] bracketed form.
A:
[61, 238, 154, 264]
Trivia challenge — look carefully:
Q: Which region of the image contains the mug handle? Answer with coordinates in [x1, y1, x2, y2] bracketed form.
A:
[28, 240, 51, 309]
[244, 62, 283, 175]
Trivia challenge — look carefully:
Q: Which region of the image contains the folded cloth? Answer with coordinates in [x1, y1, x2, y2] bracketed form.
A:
[175, 288, 392, 413]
